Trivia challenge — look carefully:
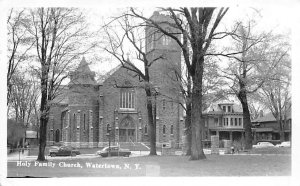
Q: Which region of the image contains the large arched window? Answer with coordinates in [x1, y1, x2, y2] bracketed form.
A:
[120, 89, 135, 109]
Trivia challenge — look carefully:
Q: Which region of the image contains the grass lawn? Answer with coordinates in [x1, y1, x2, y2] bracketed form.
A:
[7, 154, 291, 177]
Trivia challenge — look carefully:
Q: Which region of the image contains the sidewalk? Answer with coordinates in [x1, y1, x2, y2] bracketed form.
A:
[7, 150, 154, 162]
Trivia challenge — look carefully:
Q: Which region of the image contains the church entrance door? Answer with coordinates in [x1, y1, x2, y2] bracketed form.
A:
[119, 117, 136, 142]
[119, 129, 135, 142]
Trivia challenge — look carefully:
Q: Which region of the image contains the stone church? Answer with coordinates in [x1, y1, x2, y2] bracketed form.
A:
[47, 11, 184, 148]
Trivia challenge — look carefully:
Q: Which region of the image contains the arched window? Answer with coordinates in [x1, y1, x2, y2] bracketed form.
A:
[120, 89, 135, 109]
[106, 124, 110, 134]
[83, 113, 86, 130]
[55, 129, 60, 142]
[171, 125, 174, 135]
[163, 125, 166, 134]
[144, 125, 148, 134]
[73, 113, 76, 126]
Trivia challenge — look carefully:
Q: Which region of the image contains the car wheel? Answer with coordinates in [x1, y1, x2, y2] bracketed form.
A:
[71, 152, 76, 156]
[50, 153, 56, 157]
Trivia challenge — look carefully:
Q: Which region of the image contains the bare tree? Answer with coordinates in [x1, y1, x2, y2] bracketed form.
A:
[7, 8, 34, 105]
[24, 8, 97, 161]
[259, 50, 291, 142]
[9, 71, 39, 125]
[219, 20, 290, 149]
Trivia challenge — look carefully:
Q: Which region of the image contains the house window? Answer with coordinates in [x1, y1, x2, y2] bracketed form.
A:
[223, 106, 226, 112]
[239, 118, 242, 126]
[223, 118, 226, 126]
[228, 106, 231, 113]
[230, 118, 233, 126]
[120, 89, 135, 109]
[226, 118, 228, 126]
[235, 118, 237, 126]
[214, 118, 218, 126]
[163, 125, 166, 134]
[171, 125, 174, 135]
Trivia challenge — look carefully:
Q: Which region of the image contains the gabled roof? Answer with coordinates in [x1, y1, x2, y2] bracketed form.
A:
[203, 103, 223, 114]
[98, 64, 122, 85]
[203, 102, 243, 115]
[252, 112, 276, 123]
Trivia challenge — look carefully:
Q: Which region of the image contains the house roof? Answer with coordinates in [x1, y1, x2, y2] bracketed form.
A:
[252, 110, 292, 123]
[203, 102, 243, 115]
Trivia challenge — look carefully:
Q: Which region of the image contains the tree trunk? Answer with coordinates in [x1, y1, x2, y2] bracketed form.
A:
[279, 117, 284, 142]
[145, 86, 157, 155]
[37, 70, 49, 161]
[37, 116, 47, 161]
[185, 100, 192, 156]
[237, 89, 253, 150]
[190, 56, 206, 160]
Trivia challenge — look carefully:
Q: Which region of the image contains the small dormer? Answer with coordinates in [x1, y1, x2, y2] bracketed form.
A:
[219, 103, 234, 113]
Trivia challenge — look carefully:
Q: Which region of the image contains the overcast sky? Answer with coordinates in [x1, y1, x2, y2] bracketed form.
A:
[81, 5, 293, 75]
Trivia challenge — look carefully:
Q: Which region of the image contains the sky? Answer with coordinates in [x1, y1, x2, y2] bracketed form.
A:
[81, 5, 294, 76]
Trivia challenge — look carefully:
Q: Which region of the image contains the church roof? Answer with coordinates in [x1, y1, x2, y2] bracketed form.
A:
[76, 57, 93, 75]
[69, 57, 96, 85]
[98, 64, 122, 85]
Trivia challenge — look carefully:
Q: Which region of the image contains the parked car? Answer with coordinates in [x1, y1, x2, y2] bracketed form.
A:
[49, 146, 80, 157]
[96, 146, 131, 157]
[253, 142, 275, 148]
[276, 141, 291, 148]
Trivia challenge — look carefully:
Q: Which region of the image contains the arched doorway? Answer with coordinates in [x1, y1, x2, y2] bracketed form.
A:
[55, 129, 60, 143]
[119, 117, 135, 142]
